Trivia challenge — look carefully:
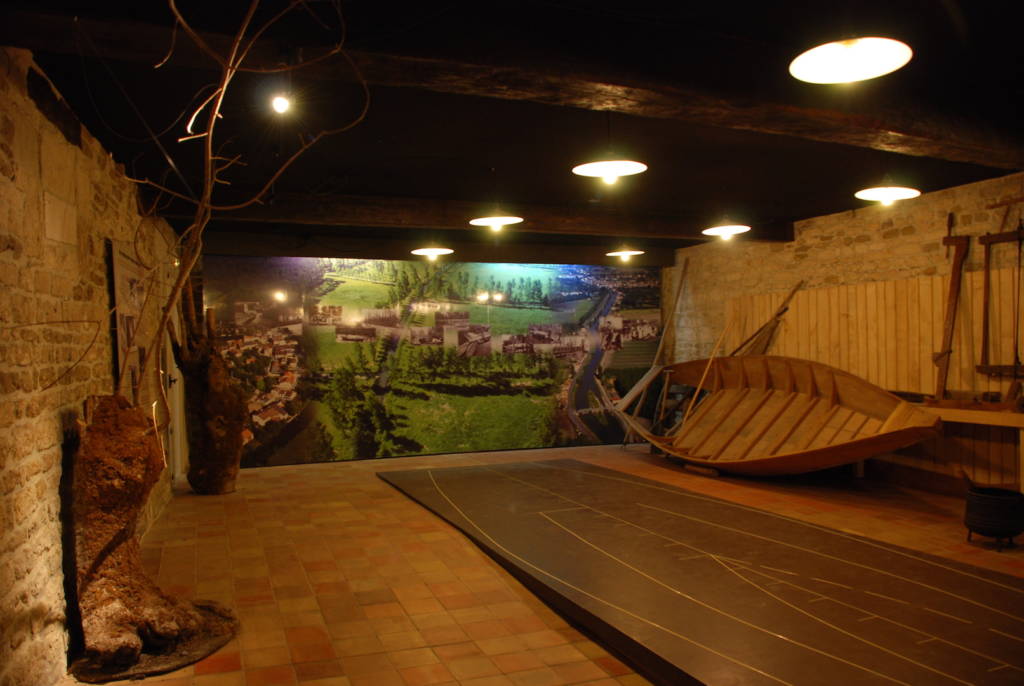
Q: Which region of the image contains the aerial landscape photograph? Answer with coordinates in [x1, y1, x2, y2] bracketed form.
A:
[203, 256, 662, 466]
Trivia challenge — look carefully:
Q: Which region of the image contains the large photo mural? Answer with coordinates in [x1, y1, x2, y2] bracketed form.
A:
[202, 257, 661, 467]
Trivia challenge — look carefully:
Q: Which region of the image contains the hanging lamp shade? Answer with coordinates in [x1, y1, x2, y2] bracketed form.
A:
[789, 37, 912, 84]
[572, 160, 647, 185]
[469, 215, 524, 232]
[854, 186, 920, 206]
[410, 246, 454, 261]
[702, 224, 751, 240]
[606, 249, 645, 263]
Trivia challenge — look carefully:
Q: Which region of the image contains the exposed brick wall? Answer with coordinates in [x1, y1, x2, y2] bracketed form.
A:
[0, 48, 179, 686]
[673, 171, 1024, 362]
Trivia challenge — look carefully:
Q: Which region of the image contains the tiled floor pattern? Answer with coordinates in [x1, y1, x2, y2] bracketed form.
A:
[65, 445, 1023, 686]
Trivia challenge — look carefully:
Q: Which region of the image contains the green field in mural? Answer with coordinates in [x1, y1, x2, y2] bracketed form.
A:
[202, 257, 661, 467]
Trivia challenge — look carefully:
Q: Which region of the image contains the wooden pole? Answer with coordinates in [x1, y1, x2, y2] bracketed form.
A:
[933, 233, 970, 400]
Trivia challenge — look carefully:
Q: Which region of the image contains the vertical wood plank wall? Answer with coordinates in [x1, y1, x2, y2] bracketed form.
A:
[725, 268, 1021, 484]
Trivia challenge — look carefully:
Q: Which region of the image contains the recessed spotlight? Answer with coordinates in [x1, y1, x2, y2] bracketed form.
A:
[702, 224, 751, 240]
[411, 247, 454, 261]
[469, 216, 524, 232]
[271, 95, 291, 113]
[854, 186, 921, 206]
[572, 160, 647, 185]
[789, 37, 912, 84]
[606, 249, 645, 263]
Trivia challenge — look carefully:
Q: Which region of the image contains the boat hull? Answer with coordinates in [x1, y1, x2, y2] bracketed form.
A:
[610, 355, 941, 476]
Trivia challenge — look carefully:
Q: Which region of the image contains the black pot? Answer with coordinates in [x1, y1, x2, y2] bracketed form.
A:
[964, 486, 1024, 551]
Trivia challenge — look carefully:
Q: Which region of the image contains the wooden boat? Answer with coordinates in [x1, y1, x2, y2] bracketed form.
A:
[605, 355, 942, 476]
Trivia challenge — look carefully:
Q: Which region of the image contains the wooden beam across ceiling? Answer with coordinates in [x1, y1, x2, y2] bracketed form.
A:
[3, 9, 1021, 171]
[201, 227, 679, 267]
[169, 192, 756, 242]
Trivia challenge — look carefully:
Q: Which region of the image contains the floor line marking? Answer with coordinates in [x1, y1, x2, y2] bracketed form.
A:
[636, 501, 1024, 622]
[865, 591, 910, 605]
[539, 507, 587, 514]
[988, 665, 1009, 672]
[484, 466, 1024, 672]
[426, 469, 793, 686]
[742, 565, 1021, 670]
[538, 511, 912, 686]
[715, 559, 966, 686]
[989, 628, 1024, 642]
[812, 578, 852, 589]
[858, 616, 878, 622]
[745, 565, 1024, 675]
[537, 462, 1024, 597]
[922, 607, 972, 624]
[760, 566, 798, 576]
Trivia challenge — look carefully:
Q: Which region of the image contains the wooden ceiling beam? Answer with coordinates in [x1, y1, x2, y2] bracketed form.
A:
[3, 10, 1021, 170]
[201, 227, 679, 267]
[165, 192, 767, 242]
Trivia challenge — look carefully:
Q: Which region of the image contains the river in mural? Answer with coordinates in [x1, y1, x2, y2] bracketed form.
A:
[201, 257, 662, 467]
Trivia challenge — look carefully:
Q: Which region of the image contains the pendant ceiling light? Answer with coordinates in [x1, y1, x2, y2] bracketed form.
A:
[702, 224, 751, 241]
[573, 112, 647, 185]
[469, 215, 524, 233]
[854, 186, 921, 206]
[606, 249, 645, 263]
[572, 160, 648, 186]
[789, 37, 913, 84]
[410, 247, 454, 261]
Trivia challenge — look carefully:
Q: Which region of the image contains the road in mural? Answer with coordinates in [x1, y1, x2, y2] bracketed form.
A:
[202, 257, 661, 467]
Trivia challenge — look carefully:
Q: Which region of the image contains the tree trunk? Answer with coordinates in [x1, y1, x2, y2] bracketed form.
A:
[70, 394, 236, 682]
[181, 344, 248, 495]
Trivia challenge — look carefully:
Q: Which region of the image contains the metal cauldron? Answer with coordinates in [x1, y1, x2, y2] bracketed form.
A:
[964, 486, 1024, 551]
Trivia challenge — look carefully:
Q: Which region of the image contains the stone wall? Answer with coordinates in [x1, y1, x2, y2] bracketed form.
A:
[0, 48, 180, 686]
[673, 171, 1024, 362]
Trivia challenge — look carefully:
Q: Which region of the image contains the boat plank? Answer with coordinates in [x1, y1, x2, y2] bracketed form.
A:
[686, 388, 752, 455]
[774, 398, 830, 455]
[815, 406, 857, 448]
[671, 388, 736, 450]
[704, 389, 775, 460]
[726, 391, 796, 461]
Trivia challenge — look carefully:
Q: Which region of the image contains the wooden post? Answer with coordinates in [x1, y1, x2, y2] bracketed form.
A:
[933, 235, 969, 400]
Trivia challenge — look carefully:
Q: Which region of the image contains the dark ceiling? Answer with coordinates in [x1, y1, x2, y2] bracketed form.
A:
[2, 0, 1022, 265]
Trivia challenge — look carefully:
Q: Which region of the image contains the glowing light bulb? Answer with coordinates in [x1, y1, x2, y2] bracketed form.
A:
[789, 37, 913, 84]
[605, 249, 644, 262]
[701, 224, 751, 240]
[273, 290, 287, 302]
[271, 95, 291, 114]
[411, 247, 454, 261]
[469, 216, 523, 232]
[572, 160, 647, 183]
[854, 186, 920, 205]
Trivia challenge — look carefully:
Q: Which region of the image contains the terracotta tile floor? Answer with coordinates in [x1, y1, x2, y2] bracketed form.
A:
[67, 445, 1023, 686]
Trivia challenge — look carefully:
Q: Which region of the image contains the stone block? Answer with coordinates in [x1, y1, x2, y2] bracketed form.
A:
[42, 191, 76, 245]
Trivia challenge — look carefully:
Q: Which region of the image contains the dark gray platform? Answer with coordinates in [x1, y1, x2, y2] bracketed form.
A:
[379, 459, 1024, 686]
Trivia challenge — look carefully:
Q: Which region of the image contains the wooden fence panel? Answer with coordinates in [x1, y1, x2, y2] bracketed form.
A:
[721, 270, 1021, 486]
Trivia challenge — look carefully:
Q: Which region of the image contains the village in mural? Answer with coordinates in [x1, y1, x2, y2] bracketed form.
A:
[202, 257, 661, 467]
